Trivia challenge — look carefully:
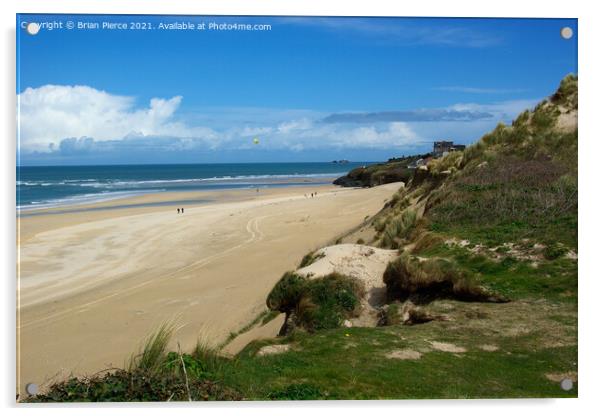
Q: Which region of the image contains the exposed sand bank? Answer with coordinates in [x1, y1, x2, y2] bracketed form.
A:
[17, 182, 402, 394]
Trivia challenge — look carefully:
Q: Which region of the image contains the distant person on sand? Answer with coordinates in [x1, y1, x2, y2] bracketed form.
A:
[181, 207, 184, 213]
[177, 208, 180, 214]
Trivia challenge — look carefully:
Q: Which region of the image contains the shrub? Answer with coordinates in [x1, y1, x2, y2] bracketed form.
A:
[297, 273, 364, 331]
[266, 272, 308, 313]
[383, 253, 507, 303]
[266, 272, 364, 332]
[24, 368, 242, 402]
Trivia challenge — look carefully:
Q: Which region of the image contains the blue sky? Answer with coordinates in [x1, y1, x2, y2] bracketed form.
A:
[16, 15, 577, 165]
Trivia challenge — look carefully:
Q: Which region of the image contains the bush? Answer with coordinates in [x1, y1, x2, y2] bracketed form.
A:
[266, 272, 308, 313]
[383, 253, 507, 303]
[266, 272, 364, 332]
[24, 368, 242, 402]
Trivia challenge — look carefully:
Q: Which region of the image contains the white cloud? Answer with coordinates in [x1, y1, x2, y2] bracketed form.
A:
[17, 84, 540, 160]
[277, 118, 313, 134]
[264, 120, 420, 151]
[18, 85, 217, 152]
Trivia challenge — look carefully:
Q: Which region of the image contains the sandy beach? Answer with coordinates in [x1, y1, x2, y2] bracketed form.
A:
[17, 182, 401, 394]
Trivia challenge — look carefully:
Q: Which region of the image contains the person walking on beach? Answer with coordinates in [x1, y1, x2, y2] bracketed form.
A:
[177, 208, 180, 214]
[181, 207, 185, 214]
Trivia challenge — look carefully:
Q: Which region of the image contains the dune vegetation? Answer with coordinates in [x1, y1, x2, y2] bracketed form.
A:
[23, 75, 578, 402]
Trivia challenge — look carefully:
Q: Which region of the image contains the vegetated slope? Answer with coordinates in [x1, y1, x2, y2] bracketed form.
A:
[371, 74, 577, 303]
[25, 76, 578, 402]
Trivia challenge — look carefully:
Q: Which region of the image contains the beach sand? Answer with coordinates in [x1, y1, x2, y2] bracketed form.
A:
[17, 182, 401, 394]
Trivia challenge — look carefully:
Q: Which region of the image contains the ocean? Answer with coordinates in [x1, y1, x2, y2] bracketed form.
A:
[17, 162, 369, 210]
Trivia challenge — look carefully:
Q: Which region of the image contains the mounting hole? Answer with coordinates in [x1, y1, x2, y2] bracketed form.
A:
[560, 378, 573, 391]
[25, 383, 38, 396]
[560, 27, 573, 40]
[26, 22, 40, 36]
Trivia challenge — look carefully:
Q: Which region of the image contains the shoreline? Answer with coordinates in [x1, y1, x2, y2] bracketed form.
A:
[17, 182, 340, 242]
[17, 176, 339, 216]
[17, 181, 402, 395]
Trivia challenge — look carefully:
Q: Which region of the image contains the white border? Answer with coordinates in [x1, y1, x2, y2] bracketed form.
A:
[2, 1, 600, 415]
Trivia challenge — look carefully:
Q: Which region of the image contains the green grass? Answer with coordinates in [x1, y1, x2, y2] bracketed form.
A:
[29, 314, 577, 401]
[416, 243, 577, 304]
[220, 324, 576, 399]
[426, 154, 577, 249]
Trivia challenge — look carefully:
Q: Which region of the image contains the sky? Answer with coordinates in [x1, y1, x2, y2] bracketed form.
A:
[16, 15, 577, 165]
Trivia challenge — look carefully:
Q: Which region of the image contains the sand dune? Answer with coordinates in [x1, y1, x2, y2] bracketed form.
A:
[296, 244, 399, 326]
[17, 182, 401, 394]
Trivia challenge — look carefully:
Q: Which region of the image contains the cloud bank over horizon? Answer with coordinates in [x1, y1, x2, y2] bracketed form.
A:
[17, 84, 540, 164]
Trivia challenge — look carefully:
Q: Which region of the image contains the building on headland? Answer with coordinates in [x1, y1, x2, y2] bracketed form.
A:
[432, 140, 466, 158]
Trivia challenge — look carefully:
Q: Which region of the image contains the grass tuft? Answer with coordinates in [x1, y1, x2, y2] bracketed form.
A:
[383, 253, 507, 304]
[129, 322, 175, 374]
